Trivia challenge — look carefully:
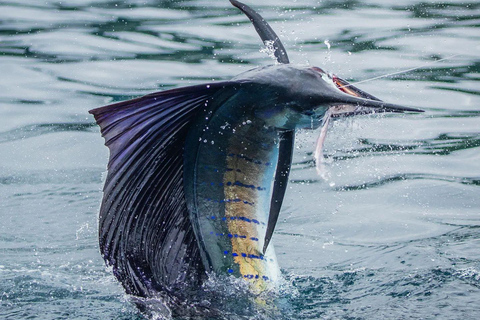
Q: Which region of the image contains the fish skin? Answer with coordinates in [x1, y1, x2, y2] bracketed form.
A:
[88, 1, 423, 315]
[183, 89, 283, 291]
[89, 62, 419, 299]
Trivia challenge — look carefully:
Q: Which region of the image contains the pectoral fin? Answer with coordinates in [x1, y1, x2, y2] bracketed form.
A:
[263, 130, 295, 254]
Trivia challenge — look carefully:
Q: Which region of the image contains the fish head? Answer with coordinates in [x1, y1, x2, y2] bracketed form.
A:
[236, 65, 422, 130]
[285, 65, 424, 129]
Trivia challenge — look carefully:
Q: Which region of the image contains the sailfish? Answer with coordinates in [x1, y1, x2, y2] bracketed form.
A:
[89, 0, 422, 316]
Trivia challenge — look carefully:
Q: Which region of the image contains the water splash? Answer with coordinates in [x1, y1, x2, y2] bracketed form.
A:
[324, 39, 331, 50]
[323, 39, 332, 65]
[260, 40, 278, 63]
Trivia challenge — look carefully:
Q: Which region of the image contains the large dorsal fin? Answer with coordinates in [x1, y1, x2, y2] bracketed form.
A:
[89, 82, 232, 296]
[230, 0, 290, 64]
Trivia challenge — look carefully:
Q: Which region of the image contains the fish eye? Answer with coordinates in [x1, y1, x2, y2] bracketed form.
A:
[311, 67, 358, 97]
[311, 66, 326, 74]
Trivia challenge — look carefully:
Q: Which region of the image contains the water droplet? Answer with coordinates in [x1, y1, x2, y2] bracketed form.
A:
[324, 39, 331, 50]
[260, 40, 277, 62]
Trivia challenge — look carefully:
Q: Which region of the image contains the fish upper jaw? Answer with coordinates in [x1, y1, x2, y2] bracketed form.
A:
[234, 64, 422, 120]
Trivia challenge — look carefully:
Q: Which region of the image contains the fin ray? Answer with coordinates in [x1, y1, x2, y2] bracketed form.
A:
[89, 82, 230, 296]
[263, 130, 295, 253]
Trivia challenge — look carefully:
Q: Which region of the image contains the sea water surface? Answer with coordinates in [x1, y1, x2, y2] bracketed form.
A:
[1, 0, 479, 319]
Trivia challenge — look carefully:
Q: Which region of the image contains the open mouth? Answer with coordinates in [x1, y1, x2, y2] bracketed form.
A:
[333, 76, 362, 97]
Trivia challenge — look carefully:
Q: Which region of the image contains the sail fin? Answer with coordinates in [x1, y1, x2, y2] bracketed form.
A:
[89, 82, 232, 296]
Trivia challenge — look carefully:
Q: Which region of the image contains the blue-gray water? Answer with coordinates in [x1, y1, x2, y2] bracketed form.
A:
[1, 0, 479, 319]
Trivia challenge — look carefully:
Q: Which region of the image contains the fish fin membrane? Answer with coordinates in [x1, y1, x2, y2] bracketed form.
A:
[89, 82, 230, 297]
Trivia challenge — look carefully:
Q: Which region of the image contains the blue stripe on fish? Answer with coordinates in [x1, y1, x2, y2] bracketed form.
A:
[224, 251, 265, 260]
[226, 152, 273, 166]
[198, 181, 266, 190]
[204, 198, 255, 206]
[241, 274, 270, 281]
[208, 216, 266, 226]
[209, 232, 258, 241]
[242, 274, 271, 280]
[203, 165, 242, 173]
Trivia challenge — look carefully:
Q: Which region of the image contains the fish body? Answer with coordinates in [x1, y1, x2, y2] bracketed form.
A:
[183, 65, 341, 290]
[185, 104, 282, 290]
[89, 0, 422, 315]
